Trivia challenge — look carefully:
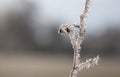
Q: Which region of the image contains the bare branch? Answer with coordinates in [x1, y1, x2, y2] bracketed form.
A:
[76, 55, 100, 71]
[58, 0, 100, 77]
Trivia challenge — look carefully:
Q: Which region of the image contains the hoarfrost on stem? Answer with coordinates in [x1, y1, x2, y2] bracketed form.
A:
[58, 0, 100, 77]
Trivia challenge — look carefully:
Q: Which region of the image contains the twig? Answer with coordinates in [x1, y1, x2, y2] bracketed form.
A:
[58, 0, 100, 77]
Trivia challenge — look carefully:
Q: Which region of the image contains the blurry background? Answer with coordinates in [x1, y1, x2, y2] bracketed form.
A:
[0, 0, 120, 77]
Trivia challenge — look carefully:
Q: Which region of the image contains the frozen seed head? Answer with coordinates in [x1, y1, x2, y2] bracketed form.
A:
[58, 24, 80, 35]
[58, 24, 68, 35]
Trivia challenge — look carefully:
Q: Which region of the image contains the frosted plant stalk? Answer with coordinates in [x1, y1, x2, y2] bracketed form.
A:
[58, 0, 100, 77]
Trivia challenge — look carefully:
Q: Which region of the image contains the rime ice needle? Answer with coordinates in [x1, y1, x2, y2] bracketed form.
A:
[58, 0, 100, 77]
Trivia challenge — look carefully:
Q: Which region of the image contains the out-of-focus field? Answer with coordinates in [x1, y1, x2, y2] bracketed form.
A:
[0, 54, 119, 77]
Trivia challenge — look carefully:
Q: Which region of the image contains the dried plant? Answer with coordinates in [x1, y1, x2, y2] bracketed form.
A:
[58, 0, 100, 77]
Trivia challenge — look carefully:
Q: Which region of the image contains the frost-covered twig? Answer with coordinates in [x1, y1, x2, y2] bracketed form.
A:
[76, 55, 100, 71]
[58, 0, 100, 77]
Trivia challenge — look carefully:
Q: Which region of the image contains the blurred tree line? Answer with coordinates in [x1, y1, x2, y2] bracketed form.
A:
[0, 0, 120, 58]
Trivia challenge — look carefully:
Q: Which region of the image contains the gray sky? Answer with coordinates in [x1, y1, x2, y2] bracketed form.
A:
[39, 0, 120, 34]
[0, 0, 120, 34]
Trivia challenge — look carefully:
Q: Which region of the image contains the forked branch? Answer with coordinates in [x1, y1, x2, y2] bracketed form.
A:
[58, 0, 100, 77]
